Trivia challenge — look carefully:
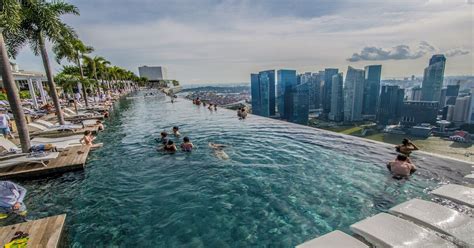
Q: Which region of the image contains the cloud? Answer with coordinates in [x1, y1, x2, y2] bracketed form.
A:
[445, 48, 470, 57]
[347, 42, 435, 62]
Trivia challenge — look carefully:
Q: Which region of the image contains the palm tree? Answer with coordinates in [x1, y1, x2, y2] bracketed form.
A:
[5, 0, 80, 125]
[0, 0, 31, 152]
[53, 37, 94, 106]
[83, 55, 109, 96]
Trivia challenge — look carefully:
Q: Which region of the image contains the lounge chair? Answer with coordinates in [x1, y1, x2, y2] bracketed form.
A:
[432, 184, 474, 208]
[297, 231, 368, 248]
[0, 137, 21, 153]
[0, 151, 59, 169]
[389, 199, 474, 247]
[350, 213, 456, 247]
[35, 119, 83, 129]
[31, 135, 83, 151]
[28, 122, 82, 133]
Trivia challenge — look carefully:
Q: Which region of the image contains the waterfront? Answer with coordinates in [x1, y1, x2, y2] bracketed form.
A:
[17, 95, 470, 247]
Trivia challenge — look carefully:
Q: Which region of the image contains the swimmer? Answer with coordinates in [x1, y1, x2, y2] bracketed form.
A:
[395, 138, 419, 156]
[240, 108, 247, 119]
[237, 108, 242, 118]
[172, 126, 181, 137]
[214, 105, 217, 111]
[156, 131, 169, 145]
[208, 104, 213, 110]
[196, 97, 201, 105]
[209, 142, 229, 160]
[163, 140, 177, 153]
[103, 110, 109, 118]
[387, 154, 417, 179]
[180, 137, 194, 152]
[96, 120, 104, 131]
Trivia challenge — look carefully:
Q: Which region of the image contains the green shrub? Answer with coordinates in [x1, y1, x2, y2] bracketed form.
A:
[0, 92, 7, 100]
[19, 91, 31, 99]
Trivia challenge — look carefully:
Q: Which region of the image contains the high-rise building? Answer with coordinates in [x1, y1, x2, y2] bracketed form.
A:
[329, 73, 344, 122]
[445, 83, 460, 106]
[277, 70, 297, 120]
[363, 65, 382, 115]
[468, 89, 474, 124]
[344, 66, 365, 122]
[322, 68, 339, 114]
[400, 101, 438, 126]
[421, 54, 446, 102]
[439, 88, 447, 109]
[376, 85, 405, 125]
[409, 86, 422, 101]
[452, 95, 471, 123]
[251, 74, 261, 115]
[138, 66, 168, 81]
[250, 70, 276, 117]
[289, 83, 310, 125]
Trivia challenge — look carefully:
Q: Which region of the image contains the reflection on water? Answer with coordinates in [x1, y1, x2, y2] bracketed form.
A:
[18, 94, 468, 247]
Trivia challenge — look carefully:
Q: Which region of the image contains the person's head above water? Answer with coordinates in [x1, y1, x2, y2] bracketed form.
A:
[167, 140, 174, 145]
[173, 126, 179, 131]
[402, 138, 409, 145]
[396, 154, 408, 161]
[84, 130, 92, 136]
[161, 131, 168, 137]
[183, 136, 190, 143]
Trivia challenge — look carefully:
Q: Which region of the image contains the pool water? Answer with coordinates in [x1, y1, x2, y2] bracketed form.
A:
[19, 94, 466, 247]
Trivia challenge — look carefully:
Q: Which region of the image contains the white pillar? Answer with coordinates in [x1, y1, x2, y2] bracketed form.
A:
[36, 79, 47, 104]
[27, 78, 39, 109]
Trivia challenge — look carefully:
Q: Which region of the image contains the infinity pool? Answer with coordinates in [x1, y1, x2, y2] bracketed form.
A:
[19, 93, 468, 247]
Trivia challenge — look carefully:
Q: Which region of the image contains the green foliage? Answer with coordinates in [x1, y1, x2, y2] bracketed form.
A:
[19, 90, 31, 99]
[0, 92, 7, 100]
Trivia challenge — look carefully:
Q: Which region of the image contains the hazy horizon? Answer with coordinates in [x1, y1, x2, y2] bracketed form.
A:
[12, 0, 474, 84]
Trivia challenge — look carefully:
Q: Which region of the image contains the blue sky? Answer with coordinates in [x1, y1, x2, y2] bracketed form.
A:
[13, 0, 473, 84]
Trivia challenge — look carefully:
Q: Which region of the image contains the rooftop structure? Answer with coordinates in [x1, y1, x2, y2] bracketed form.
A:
[138, 66, 168, 81]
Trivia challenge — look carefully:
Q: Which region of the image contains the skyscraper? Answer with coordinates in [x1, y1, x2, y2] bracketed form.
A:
[363, 65, 382, 115]
[421, 54, 446, 102]
[289, 83, 310, 124]
[445, 83, 460, 106]
[452, 95, 471, 123]
[344, 66, 365, 122]
[322, 68, 339, 114]
[376, 85, 405, 125]
[329, 73, 344, 122]
[277, 69, 297, 120]
[250, 74, 261, 115]
[250, 70, 276, 117]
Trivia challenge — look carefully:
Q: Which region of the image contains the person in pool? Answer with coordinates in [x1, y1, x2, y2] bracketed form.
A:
[395, 138, 419, 156]
[195, 97, 201, 105]
[96, 120, 104, 131]
[172, 126, 181, 137]
[209, 142, 229, 160]
[157, 131, 169, 145]
[237, 108, 242, 118]
[180, 137, 194, 152]
[163, 140, 177, 153]
[387, 154, 417, 179]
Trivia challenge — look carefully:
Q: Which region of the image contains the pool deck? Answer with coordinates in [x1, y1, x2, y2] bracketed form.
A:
[0, 146, 91, 180]
[0, 214, 66, 247]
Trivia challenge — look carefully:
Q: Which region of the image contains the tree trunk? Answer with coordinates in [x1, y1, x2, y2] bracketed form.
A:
[0, 34, 31, 152]
[77, 56, 89, 107]
[39, 33, 65, 125]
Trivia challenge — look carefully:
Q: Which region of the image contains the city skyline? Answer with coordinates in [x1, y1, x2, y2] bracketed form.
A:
[11, 0, 473, 84]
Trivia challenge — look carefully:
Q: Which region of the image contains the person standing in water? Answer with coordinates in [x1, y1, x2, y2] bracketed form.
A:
[387, 154, 417, 179]
[180, 137, 194, 152]
[395, 138, 419, 156]
[209, 143, 229, 160]
[172, 126, 181, 137]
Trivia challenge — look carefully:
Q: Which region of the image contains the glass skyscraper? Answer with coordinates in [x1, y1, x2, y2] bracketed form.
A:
[329, 73, 344, 122]
[421, 54, 446, 102]
[289, 83, 310, 125]
[363, 65, 382, 115]
[376, 85, 405, 125]
[344, 66, 365, 122]
[277, 69, 297, 120]
[250, 70, 276, 117]
[322, 68, 339, 114]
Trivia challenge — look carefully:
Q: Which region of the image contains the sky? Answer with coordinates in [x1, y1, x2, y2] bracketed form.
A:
[12, 0, 474, 84]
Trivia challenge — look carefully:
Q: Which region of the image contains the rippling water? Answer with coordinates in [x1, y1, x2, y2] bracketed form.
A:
[17, 94, 469, 247]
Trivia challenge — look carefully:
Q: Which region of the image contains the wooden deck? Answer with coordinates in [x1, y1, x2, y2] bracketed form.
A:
[0, 214, 66, 248]
[0, 146, 91, 180]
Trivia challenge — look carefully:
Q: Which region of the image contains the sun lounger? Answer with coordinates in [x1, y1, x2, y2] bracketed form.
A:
[350, 213, 456, 248]
[0, 137, 21, 152]
[297, 231, 368, 248]
[34, 120, 83, 129]
[389, 199, 474, 247]
[0, 152, 59, 169]
[28, 123, 82, 133]
[31, 135, 82, 151]
[432, 184, 474, 208]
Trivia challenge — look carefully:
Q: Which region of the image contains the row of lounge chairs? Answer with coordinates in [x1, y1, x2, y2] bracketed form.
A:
[298, 184, 474, 248]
